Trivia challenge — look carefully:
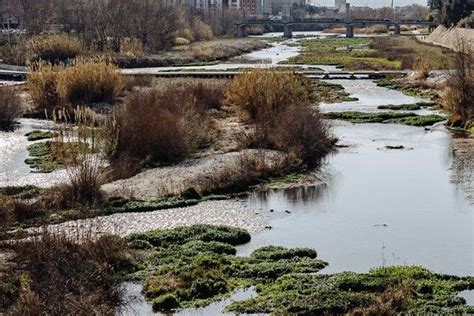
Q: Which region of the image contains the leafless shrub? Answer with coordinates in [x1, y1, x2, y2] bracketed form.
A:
[107, 84, 222, 176]
[225, 69, 333, 167]
[445, 38, 474, 128]
[0, 87, 22, 131]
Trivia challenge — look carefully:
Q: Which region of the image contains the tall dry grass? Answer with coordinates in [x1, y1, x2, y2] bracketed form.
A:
[225, 69, 333, 168]
[5, 232, 129, 314]
[225, 69, 312, 121]
[47, 107, 106, 209]
[26, 34, 83, 64]
[27, 59, 123, 115]
[27, 62, 63, 114]
[0, 87, 22, 131]
[57, 59, 123, 105]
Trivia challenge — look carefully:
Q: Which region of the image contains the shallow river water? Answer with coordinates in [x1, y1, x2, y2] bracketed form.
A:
[236, 80, 472, 276]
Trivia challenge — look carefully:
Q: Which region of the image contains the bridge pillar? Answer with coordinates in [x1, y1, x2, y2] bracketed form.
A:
[283, 24, 293, 38]
[394, 24, 401, 36]
[237, 24, 247, 38]
[346, 24, 354, 38]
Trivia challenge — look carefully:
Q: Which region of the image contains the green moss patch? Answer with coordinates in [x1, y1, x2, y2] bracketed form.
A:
[324, 111, 444, 126]
[377, 102, 436, 111]
[126, 225, 328, 311]
[375, 79, 440, 100]
[24, 130, 58, 141]
[312, 81, 359, 104]
[226, 266, 474, 314]
[24, 141, 89, 173]
[124, 226, 474, 314]
[283, 38, 400, 70]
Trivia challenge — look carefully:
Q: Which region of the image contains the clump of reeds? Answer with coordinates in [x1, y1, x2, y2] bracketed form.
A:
[27, 34, 83, 64]
[27, 59, 123, 115]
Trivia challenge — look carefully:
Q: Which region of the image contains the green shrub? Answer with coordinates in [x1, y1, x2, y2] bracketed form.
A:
[251, 246, 317, 260]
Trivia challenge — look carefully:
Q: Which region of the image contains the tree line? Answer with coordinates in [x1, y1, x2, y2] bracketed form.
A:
[428, 0, 474, 27]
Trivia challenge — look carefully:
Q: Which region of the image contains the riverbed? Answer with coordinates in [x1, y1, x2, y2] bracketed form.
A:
[120, 78, 473, 315]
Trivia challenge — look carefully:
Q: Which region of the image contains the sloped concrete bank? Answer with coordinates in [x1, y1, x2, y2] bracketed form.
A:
[422, 26, 474, 52]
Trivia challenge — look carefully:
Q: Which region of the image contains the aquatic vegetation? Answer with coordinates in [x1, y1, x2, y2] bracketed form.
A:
[324, 111, 444, 126]
[375, 79, 440, 100]
[377, 102, 436, 111]
[124, 226, 474, 314]
[24, 141, 89, 173]
[24, 130, 58, 141]
[283, 38, 400, 70]
[389, 114, 446, 127]
[226, 266, 474, 314]
[126, 225, 328, 311]
[312, 81, 359, 104]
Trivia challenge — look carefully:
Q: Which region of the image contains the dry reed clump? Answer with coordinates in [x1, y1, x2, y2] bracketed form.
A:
[27, 60, 123, 115]
[225, 69, 312, 121]
[192, 20, 214, 41]
[413, 56, 432, 79]
[4, 232, 130, 314]
[225, 69, 333, 168]
[57, 59, 123, 105]
[26, 34, 83, 64]
[107, 84, 222, 175]
[123, 75, 154, 92]
[27, 62, 62, 114]
[0, 87, 22, 131]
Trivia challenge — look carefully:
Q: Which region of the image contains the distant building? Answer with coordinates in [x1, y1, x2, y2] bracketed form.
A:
[335, 0, 346, 12]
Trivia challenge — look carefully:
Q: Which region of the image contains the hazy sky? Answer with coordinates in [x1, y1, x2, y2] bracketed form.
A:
[309, 0, 427, 7]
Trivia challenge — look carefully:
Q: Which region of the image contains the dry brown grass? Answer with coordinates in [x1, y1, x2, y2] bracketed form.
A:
[57, 59, 123, 105]
[107, 83, 223, 177]
[27, 59, 124, 114]
[0, 87, 22, 131]
[349, 282, 414, 316]
[26, 34, 83, 64]
[4, 232, 130, 314]
[27, 62, 63, 114]
[225, 69, 333, 167]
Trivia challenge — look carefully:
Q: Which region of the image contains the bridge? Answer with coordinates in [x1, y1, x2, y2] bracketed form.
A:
[235, 18, 436, 38]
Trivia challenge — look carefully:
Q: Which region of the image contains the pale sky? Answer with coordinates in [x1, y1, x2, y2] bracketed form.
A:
[309, 0, 428, 7]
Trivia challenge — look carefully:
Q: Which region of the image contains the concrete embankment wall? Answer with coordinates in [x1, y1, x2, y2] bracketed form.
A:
[421, 26, 474, 52]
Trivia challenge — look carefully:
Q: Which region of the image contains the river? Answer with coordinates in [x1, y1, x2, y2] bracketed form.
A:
[0, 37, 472, 315]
